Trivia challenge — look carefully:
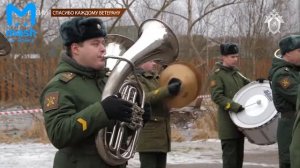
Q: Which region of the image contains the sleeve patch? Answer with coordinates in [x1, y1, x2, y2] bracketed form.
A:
[224, 102, 231, 110]
[43, 92, 59, 112]
[279, 77, 291, 89]
[77, 118, 87, 131]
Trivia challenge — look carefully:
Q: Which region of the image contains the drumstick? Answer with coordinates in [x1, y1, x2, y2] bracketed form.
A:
[244, 100, 262, 108]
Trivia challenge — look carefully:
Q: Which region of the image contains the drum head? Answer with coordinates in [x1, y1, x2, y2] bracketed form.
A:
[229, 81, 277, 129]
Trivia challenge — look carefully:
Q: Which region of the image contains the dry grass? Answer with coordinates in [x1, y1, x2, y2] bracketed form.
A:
[171, 127, 185, 142]
[0, 114, 49, 143]
[0, 133, 23, 143]
[171, 98, 219, 142]
[191, 111, 218, 140]
[21, 118, 49, 143]
[1, 104, 218, 143]
[171, 111, 218, 141]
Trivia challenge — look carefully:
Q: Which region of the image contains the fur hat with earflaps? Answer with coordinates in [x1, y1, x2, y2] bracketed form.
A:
[59, 17, 107, 46]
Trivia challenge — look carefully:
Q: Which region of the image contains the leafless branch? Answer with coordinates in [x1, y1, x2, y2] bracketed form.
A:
[122, 0, 139, 28]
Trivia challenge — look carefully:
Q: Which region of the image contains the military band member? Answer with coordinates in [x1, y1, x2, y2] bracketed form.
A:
[135, 60, 181, 168]
[209, 43, 250, 168]
[291, 80, 300, 168]
[39, 17, 149, 168]
[269, 34, 300, 168]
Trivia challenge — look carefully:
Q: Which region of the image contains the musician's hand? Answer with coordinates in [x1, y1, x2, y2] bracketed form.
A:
[168, 78, 181, 96]
[101, 95, 133, 122]
[256, 78, 265, 83]
[237, 105, 245, 112]
[142, 103, 151, 124]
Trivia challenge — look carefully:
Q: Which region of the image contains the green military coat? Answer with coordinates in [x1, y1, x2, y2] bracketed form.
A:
[269, 57, 300, 114]
[291, 90, 300, 168]
[40, 54, 123, 168]
[269, 56, 300, 167]
[135, 69, 172, 153]
[209, 62, 250, 139]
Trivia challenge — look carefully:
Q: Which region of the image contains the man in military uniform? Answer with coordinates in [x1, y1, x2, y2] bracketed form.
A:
[135, 60, 181, 168]
[269, 34, 300, 168]
[39, 17, 147, 168]
[209, 43, 250, 168]
[290, 82, 300, 168]
[292, 83, 300, 168]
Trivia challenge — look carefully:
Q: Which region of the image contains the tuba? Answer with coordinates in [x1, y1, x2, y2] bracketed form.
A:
[104, 34, 134, 71]
[95, 19, 179, 166]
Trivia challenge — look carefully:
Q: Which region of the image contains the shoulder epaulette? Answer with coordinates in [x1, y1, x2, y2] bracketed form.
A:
[59, 72, 76, 83]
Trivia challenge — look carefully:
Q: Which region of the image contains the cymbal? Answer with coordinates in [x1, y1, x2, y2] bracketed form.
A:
[159, 63, 201, 108]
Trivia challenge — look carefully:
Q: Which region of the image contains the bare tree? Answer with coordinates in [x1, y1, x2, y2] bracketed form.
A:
[145, 0, 241, 64]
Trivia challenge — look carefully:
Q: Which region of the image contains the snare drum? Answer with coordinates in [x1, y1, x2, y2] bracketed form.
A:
[229, 80, 278, 145]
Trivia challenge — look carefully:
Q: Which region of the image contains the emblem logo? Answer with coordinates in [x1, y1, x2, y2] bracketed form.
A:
[43, 92, 59, 112]
[6, 3, 37, 43]
[279, 77, 290, 89]
[264, 9, 284, 34]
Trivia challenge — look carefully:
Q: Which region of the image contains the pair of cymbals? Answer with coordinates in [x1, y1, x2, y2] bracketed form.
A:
[159, 63, 201, 108]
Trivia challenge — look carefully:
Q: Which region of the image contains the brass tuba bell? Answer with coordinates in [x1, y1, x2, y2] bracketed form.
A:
[105, 34, 134, 71]
[95, 19, 179, 166]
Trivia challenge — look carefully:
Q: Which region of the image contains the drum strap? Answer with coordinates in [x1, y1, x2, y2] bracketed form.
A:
[236, 71, 250, 82]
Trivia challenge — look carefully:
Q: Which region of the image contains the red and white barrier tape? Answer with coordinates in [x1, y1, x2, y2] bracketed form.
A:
[0, 109, 42, 116]
[0, 95, 211, 116]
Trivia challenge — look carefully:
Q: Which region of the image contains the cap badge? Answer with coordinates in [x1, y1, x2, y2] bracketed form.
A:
[97, 24, 101, 30]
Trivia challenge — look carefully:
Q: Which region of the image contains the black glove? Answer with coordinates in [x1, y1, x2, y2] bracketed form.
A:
[237, 105, 245, 112]
[142, 103, 151, 124]
[168, 78, 182, 96]
[256, 78, 265, 83]
[101, 95, 133, 122]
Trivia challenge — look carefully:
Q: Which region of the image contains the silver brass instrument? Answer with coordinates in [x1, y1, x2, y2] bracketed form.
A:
[95, 19, 179, 166]
[105, 34, 134, 71]
[0, 32, 11, 56]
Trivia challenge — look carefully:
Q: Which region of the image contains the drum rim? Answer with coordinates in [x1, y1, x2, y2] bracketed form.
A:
[230, 80, 278, 129]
